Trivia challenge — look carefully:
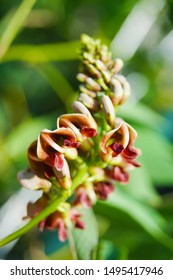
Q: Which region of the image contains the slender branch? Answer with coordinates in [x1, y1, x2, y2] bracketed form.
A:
[0, 0, 37, 60]
[0, 165, 88, 248]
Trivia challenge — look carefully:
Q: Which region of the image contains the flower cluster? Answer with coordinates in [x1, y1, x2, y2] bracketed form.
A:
[18, 34, 141, 242]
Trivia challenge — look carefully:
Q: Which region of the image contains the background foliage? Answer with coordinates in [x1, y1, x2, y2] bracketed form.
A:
[0, 0, 173, 260]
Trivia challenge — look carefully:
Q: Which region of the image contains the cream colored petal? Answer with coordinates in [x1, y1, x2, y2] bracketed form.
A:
[100, 120, 122, 154]
[101, 95, 116, 126]
[110, 78, 123, 105]
[53, 158, 72, 189]
[17, 169, 51, 191]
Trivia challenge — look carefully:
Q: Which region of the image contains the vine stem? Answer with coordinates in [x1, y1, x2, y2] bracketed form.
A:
[0, 165, 88, 248]
[0, 0, 37, 60]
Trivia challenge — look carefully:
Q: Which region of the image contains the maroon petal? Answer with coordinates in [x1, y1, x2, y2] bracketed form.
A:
[109, 142, 124, 156]
[94, 182, 114, 200]
[111, 166, 129, 183]
[64, 139, 81, 148]
[57, 220, 67, 242]
[38, 220, 46, 232]
[45, 153, 64, 171]
[75, 219, 85, 229]
[122, 146, 138, 159]
[81, 126, 97, 137]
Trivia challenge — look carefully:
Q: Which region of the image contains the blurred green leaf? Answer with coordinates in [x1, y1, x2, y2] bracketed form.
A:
[119, 102, 168, 130]
[96, 188, 173, 251]
[36, 63, 77, 110]
[3, 41, 79, 63]
[121, 164, 161, 206]
[70, 208, 98, 260]
[137, 127, 173, 184]
[0, 0, 38, 60]
[1, 116, 52, 159]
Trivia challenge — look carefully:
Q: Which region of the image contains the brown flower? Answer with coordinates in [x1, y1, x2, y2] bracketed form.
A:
[28, 140, 72, 189]
[100, 118, 140, 166]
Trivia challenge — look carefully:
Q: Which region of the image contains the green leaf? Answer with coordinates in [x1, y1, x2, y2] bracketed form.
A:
[96, 188, 173, 251]
[118, 102, 168, 130]
[136, 127, 173, 184]
[121, 164, 161, 206]
[36, 63, 77, 110]
[0, 0, 38, 60]
[3, 41, 79, 63]
[70, 208, 98, 260]
[1, 116, 52, 159]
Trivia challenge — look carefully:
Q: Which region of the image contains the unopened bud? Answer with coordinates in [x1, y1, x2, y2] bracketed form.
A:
[95, 59, 107, 71]
[86, 64, 101, 78]
[79, 93, 99, 111]
[71, 101, 92, 118]
[101, 95, 116, 126]
[86, 77, 101, 91]
[110, 77, 123, 105]
[111, 58, 124, 74]
[79, 85, 96, 98]
[77, 73, 88, 83]
[102, 70, 111, 83]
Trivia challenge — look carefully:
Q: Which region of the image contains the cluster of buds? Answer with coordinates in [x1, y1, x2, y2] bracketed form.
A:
[18, 35, 141, 242]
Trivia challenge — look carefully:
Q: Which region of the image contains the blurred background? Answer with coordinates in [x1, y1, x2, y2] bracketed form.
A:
[0, 0, 173, 260]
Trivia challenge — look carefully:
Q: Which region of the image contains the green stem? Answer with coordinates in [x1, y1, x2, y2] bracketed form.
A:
[0, 165, 88, 248]
[0, 0, 37, 60]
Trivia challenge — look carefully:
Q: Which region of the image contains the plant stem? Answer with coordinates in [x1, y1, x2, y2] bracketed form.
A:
[0, 0, 37, 60]
[0, 165, 88, 248]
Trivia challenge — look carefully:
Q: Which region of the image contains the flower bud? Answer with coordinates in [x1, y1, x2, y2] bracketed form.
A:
[101, 95, 116, 126]
[79, 93, 99, 111]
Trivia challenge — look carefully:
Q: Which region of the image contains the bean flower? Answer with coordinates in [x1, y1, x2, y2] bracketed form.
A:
[17, 34, 141, 242]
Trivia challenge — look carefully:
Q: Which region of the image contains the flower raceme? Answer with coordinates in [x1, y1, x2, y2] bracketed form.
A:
[18, 34, 141, 242]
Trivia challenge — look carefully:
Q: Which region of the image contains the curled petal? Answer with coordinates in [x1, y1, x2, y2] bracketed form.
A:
[37, 127, 77, 161]
[53, 157, 72, 189]
[59, 113, 97, 142]
[110, 166, 129, 183]
[45, 153, 64, 171]
[94, 182, 114, 200]
[18, 169, 51, 192]
[70, 209, 85, 229]
[100, 119, 129, 157]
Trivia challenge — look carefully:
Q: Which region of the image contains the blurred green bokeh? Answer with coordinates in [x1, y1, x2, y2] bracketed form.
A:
[0, 0, 173, 260]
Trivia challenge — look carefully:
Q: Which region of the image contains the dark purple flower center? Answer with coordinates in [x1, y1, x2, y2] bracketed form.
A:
[109, 142, 124, 156]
